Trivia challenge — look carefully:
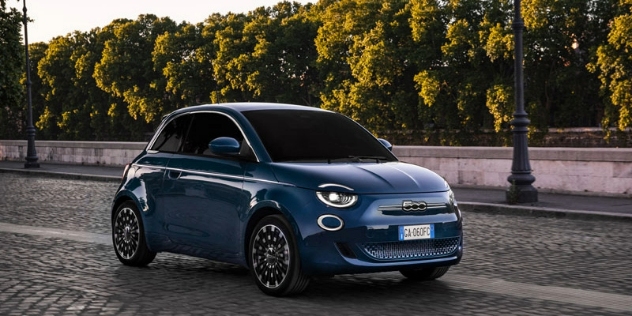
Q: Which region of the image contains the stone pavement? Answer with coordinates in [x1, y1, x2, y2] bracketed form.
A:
[0, 160, 630, 221]
[0, 162, 631, 315]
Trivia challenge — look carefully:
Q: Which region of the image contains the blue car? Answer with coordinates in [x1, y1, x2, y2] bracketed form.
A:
[111, 103, 463, 296]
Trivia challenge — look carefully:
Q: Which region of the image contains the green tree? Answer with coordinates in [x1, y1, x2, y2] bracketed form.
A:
[91, 19, 153, 141]
[0, 0, 25, 139]
[478, 0, 514, 133]
[211, 12, 252, 102]
[237, 2, 320, 105]
[6, 0, 626, 144]
[153, 21, 216, 108]
[94, 14, 178, 131]
[316, 0, 417, 132]
[590, 0, 632, 131]
[209, 3, 319, 105]
[71, 29, 119, 140]
[439, 0, 494, 133]
[37, 34, 87, 139]
[522, 0, 608, 129]
[407, 0, 451, 135]
[410, 0, 508, 142]
[26, 41, 49, 138]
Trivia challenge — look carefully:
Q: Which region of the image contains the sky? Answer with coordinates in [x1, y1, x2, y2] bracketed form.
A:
[10, 0, 313, 43]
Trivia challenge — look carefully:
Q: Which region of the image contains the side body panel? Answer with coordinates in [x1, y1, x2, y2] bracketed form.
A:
[159, 155, 248, 263]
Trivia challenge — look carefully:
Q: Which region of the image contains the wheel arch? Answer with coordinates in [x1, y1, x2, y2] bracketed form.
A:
[112, 196, 131, 221]
[111, 193, 140, 222]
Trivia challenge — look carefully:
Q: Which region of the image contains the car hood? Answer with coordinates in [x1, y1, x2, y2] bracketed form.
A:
[270, 162, 449, 194]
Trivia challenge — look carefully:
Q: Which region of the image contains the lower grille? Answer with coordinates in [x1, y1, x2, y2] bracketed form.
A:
[360, 237, 460, 261]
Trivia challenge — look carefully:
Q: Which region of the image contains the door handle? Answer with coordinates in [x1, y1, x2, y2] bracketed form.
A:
[168, 170, 181, 179]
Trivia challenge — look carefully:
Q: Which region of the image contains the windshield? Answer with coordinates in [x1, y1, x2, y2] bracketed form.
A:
[242, 109, 397, 163]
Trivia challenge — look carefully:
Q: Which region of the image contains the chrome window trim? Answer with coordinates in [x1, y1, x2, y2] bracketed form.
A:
[132, 163, 167, 170]
[162, 166, 296, 187]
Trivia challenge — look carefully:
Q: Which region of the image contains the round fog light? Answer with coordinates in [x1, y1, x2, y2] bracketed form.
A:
[317, 215, 344, 231]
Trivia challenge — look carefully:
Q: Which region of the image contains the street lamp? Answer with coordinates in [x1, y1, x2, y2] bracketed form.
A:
[21, 0, 39, 168]
[507, 0, 537, 203]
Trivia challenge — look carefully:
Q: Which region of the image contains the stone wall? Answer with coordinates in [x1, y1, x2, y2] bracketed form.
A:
[1, 140, 631, 197]
[0, 140, 145, 166]
[394, 146, 632, 197]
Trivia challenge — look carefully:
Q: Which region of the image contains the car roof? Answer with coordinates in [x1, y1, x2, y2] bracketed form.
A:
[169, 102, 329, 116]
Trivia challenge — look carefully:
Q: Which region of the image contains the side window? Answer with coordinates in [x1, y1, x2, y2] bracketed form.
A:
[150, 115, 192, 152]
[181, 113, 244, 155]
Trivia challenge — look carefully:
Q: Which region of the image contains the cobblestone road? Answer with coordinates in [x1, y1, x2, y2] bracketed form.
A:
[0, 173, 630, 315]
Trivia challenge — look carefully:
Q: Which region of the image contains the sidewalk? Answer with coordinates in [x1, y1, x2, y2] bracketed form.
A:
[1, 160, 630, 221]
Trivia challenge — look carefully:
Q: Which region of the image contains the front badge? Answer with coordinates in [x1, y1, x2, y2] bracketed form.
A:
[402, 200, 427, 211]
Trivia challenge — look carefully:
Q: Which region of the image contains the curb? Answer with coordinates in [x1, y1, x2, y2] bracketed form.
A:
[459, 202, 632, 222]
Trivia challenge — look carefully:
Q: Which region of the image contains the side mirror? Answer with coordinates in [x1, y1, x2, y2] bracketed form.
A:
[377, 138, 393, 151]
[209, 137, 241, 155]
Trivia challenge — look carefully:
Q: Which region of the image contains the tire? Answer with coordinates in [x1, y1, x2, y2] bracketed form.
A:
[112, 201, 156, 266]
[399, 266, 450, 281]
[249, 215, 310, 296]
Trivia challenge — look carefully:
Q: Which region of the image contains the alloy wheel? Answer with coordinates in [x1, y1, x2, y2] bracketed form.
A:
[113, 206, 140, 260]
[251, 224, 290, 289]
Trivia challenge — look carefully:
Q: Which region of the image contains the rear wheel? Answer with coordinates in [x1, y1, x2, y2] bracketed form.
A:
[112, 201, 156, 266]
[399, 266, 450, 280]
[249, 215, 310, 296]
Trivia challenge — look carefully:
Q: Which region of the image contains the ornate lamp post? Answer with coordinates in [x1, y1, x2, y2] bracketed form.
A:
[22, 0, 39, 168]
[507, 0, 537, 203]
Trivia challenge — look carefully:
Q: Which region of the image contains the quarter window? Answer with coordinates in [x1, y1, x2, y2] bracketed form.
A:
[150, 115, 192, 152]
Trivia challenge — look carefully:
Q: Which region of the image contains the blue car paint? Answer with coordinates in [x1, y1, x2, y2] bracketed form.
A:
[270, 162, 450, 194]
[112, 103, 462, 276]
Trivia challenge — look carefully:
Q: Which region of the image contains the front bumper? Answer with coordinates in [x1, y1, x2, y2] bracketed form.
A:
[301, 231, 463, 276]
[295, 191, 463, 276]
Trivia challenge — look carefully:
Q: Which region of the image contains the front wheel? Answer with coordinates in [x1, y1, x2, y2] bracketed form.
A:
[399, 266, 450, 281]
[112, 201, 156, 266]
[249, 215, 310, 296]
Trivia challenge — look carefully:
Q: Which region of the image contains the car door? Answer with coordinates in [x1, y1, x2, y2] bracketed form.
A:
[138, 113, 192, 249]
[161, 112, 249, 263]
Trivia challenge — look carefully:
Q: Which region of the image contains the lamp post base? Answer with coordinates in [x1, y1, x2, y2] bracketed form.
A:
[506, 184, 538, 204]
[24, 159, 40, 169]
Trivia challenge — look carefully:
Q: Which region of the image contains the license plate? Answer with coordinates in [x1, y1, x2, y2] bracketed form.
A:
[399, 224, 434, 241]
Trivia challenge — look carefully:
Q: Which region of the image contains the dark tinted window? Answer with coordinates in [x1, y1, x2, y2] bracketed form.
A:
[181, 113, 244, 155]
[243, 109, 397, 162]
[150, 114, 192, 152]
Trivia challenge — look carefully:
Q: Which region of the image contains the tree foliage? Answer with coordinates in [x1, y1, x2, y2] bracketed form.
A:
[523, 0, 609, 130]
[94, 15, 178, 125]
[0, 0, 25, 138]
[2, 0, 631, 144]
[590, 0, 632, 131]
[316, 0, 420, 131]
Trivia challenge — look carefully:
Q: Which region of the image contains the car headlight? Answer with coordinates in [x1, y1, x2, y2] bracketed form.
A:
[316, 191, 358, 208]
[448, 189, 462, 220]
